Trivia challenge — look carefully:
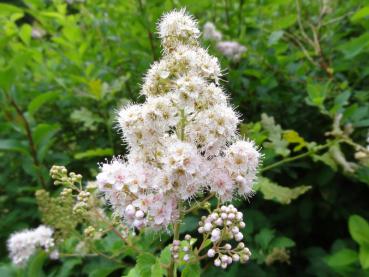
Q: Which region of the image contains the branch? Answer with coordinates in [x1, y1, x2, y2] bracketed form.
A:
[6, 94, 46, 188]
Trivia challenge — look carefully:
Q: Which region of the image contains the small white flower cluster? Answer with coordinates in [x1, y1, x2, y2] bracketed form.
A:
[203, 22, 247, 62]
[96, 9, 260, 230]
[198, 205, 251, 269]
[216, 41, 247, 62]
[7, 225, 57, 266]
[203, 22, 222, 42]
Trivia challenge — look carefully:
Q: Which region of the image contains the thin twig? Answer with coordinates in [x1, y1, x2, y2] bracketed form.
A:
[137, 0, 157, 60]
[6, 94, 46, 188]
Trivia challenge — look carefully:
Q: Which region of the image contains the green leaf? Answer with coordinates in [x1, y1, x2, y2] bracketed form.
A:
[283, 130, 307, 151]
[270, 236, 296, 249]
[325, 248, 358, 268]
[359, 245, 369, 269]
[74, 148, 113, 160]
[255, 177, 311, 204]
[255, 228, 275, 250]
[312, 152, 338, 171]
[55, 258, 82, 277]
[268, 31, 284, 46]
[159, 246, 172, 267]
[28, 92, 59, 115]
[271, 14, 296, 30]
[33, 123, 60, 161]
[349, 215, 369, 246]
[0, 3, 23, 15]
[89, 264, 122, 277]
[261, 113, 290, 157]
[306, 80, 329, 109]
[0, 139, 28, 154]
[181, 262, 201, 277]
[136, 253, 156, 277]
[338, 33, 369, 59]
[25, 251, 47, 277]
[351, 6, 369, 22]
[19, 24, 32, 45]
[151, 260, 164, 277]
[123, 268, 140, 277]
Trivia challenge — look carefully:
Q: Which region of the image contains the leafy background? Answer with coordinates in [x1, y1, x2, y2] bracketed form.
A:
[1, 0, 369, 276]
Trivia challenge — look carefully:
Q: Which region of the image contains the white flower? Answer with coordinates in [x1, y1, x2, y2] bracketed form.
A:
[216, 41, 247, 62]
[203, 22, 222, 42]
[7, 225, 56, 266]
[158, 9, 200, 51]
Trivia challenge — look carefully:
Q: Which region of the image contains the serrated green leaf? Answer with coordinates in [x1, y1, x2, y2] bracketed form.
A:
[136, 253, 156, 277]
[181, 262, 200, 277]
[151, 260, 164, 277]
[159, 246, 171, 266]
[261, 113, 290, 157]
[255, 177, 311, 204]
[283, 130, 307, 151]
[306, 81, 329, 109]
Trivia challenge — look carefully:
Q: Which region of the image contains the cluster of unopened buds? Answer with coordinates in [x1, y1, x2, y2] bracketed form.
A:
[199, 204, 251, 269]
[170, 234, 193, 262]
[50, 165, 82, 186]
[73, 191, 91, 216]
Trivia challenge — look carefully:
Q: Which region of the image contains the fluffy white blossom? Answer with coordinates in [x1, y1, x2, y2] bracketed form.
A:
[202, 22, 247, 62]
[97, 10, 260, 230]
[216, 41, 247, 62]
[203, 22, 222, 42]
[158, 8, 200, 51]
[7, 225, 57, 266]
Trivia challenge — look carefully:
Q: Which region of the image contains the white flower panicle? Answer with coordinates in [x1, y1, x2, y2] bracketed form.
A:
[7, 225, 57, 266]
[97, 9, 260, 230]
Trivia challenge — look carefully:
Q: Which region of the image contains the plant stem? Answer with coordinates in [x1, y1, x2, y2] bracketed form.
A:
[184, 192, 215, 214]
[6, 94, 46, 188]
[261, 143, 332, 172]
[137, 0, 157, 60]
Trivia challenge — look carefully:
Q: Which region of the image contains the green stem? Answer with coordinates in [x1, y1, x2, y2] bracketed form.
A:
[261, 143, 332, 173]
[184, 192, 215, 214]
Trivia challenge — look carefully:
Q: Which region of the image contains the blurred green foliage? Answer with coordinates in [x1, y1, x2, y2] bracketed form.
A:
[0, 0, 369, 276]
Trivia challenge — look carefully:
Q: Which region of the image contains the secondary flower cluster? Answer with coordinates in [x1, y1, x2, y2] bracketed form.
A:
[203, 22, 247, 62]
[96, 9, 260, 230]
[199, 204, 251, 269]
[7, 225, 58, 266]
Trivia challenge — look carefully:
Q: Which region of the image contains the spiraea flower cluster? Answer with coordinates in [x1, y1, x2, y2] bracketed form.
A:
[96, 9, 260, 231]
[197, 205, 251, 268]
[7, 225, 58, 266]
[203, 22, 247, 62]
